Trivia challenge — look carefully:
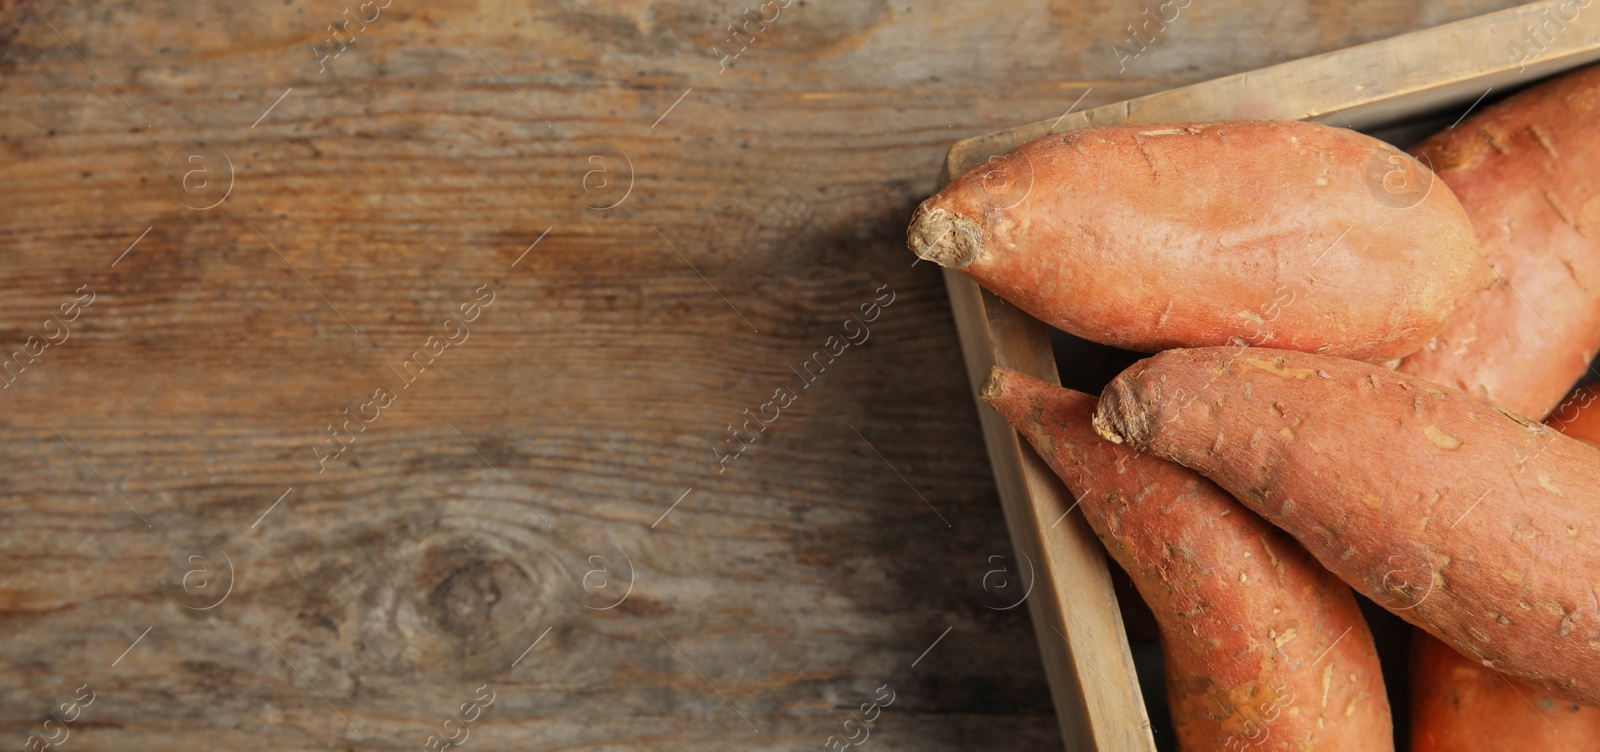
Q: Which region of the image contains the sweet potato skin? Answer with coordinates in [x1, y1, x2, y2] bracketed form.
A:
[982, 368, 1391, 751]
[1398, 64, 1600, 419]
[1409, 396, 1600, 750]
[1548, 385, 1600, 446]
[1093, 347, 1600, 705]
[907, 120, 1491, 361]
[1410, 631, 1600, 750]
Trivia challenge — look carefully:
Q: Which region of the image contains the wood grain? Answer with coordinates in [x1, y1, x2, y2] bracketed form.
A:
[0, 0, 1527, 749]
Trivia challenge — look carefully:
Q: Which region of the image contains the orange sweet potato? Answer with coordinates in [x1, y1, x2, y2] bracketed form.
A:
[1092, 346, 1600, 705]
[981, 367, 1391, 750]
[1548, 385, 1600, 446]
[907, 120, 1491, 361]
[1398, 64, 1600, 419]
[1410, 618, 1600, 749]
[1409, 396, 1600, 750]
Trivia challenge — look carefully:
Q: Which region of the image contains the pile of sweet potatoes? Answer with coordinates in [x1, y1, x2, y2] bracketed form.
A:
[910, 63, 1600, 750]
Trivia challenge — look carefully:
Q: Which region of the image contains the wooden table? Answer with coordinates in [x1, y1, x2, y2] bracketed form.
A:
[0, 1, 1521, 749]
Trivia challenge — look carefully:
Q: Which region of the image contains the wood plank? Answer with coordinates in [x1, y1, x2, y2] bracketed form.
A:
[942, 270, 1156, 751]
[951, 0, 1600, 171]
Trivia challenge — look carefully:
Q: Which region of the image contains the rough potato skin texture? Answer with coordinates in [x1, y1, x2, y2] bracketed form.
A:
[982, 368, 1391, 751]
[1093, 347, 1600, 705]
[1410, 631, 1600, 751]
[1398, 64, 1600, 419]
[1409, 398, 1600, 750]
[907, 120, 1491, 361]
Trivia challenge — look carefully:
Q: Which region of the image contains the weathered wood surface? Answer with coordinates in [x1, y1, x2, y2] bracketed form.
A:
[0, 1, 1525, 749]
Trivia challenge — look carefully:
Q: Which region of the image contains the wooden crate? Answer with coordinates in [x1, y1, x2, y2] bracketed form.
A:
[935, 2, 1600, 750]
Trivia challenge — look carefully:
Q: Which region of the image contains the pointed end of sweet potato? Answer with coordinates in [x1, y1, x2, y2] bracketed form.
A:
[1093, 377, 1148, 448]
[908, 203, 985, 269]
[979, 366, 1008, 406]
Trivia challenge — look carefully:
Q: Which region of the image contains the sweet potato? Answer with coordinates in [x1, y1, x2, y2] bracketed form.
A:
[907, 120, 1491, 361]
[1398, 64, 1600, 419]
[1092, 346, 1600, 705]
[1409, 396, 1600, 750]
[1548, 385, 1600, 446]
[1410, 621, 1600, 749]
[981, 367, 1391, 750]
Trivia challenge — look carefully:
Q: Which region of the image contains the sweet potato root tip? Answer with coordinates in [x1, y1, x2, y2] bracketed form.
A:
[978, 366, 1007, 404]
[1104, 346, 1600, 705]
[981, 367, 1392, 748]
[1091, 379, 1140, 447]
[911, 120, 1487, 360]
[907, 204, 984, 269]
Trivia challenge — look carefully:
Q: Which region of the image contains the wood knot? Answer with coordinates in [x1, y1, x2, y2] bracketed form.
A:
[429, 558, 535, 641]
